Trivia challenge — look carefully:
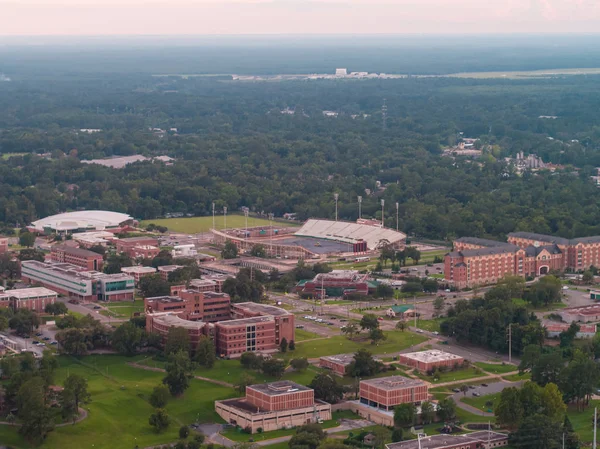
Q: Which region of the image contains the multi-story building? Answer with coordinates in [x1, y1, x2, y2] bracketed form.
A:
[50, 245, 104, 271]
[0, 287, 57, 313]
[398, 350, 464, 372]
[21, 260, 135, 302]
[145, 301, 294, 358]
[116, 237, 159, 258]
[127, 245, 161, 259]
[215, 381, 332, 433]
[295, 270, 372, 298]
[121, 266, 158, 285]
[145, 290, 231, 322]
[157, 265, 184, 281]
[359, 376, 428, 411]
[0, 237, 8, 253]
[385, 431, 508, 449]
[545, 322, 596, 338]
[319, 353, 381, 376]
[146, 313, 211, 347]
[445, 232, 600, 288]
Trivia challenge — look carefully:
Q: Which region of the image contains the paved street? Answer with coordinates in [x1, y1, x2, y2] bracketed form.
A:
[451, 378, 526, 417]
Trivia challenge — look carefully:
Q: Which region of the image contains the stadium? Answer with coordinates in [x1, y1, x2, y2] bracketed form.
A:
[29, 210, 135, 234]
[211, 219, 406, 259]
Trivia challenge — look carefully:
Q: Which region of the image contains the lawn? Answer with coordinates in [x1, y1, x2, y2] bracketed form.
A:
[474, 362, 517, 375]
[105, 300, 145, 318]
[294, 328, 322, 342]
[416, 318, 442, 333]
[0, 355, 237, 449]
[567, 400, 600, 443]
[140, 215, 298, 234]
[502, 372, 531, 382]
[287, 331, 428, 359]
[462, 392, 501, 413]
[413, 366, 486, 384]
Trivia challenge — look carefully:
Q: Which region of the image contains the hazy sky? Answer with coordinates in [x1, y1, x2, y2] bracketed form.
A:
[3, 0, 600, 36]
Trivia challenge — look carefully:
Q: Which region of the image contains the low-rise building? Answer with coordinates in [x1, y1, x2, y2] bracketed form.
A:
[319, 353, 380, 376]
[21, 260, 134, 301]
[398, 350, 464, 372]
[157, 265, 184, 281]
[296, 270, 371, 298]
[0, 237, 8, 253]
[560, 304, 600, 323]
[545, 322, 597, 338]
[385, 431, 508, 449]
[215, 381, 332, 433]
[116, 236, 159, 254]
[128, 245, 161, 259]
[359, 376, 428, 410]
[0, 287, 57, 312]
[50, 245, 104, 271]
[145, 290, 231, 322]
[386, 305, 416, 319]
[172, 244, 198, 258]
[121, 266, 158, 285]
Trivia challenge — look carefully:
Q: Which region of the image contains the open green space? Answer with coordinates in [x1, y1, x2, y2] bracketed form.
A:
[287, 331, 428, 359]
[294, 328, 322, 342]
[502, 372, 531, 382]
[0, 355, 236, 449]
[1, 152, 28, 160]
[140, 215, 297, 234]
[416, 318, 442, 332]
[104, 300, 145, 318]
[462, 392, 500, 413]
[474, 362, 517, 375]
[567, 400, 600, 443]
[413, 366, 485, 384]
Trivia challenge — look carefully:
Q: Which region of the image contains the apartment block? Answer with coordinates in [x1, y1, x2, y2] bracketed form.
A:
[50, 245, 104, 271]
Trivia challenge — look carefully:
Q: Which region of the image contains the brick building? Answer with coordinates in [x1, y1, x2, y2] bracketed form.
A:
[157, 265, 184, 281]
[146, 313, 211, 348]
[215, 381, 332, 433]
[560, 304, 600, 323]
[127, 245, 161, 259]
[398, 350, 464, 372]
[319, 353, 381, 376]
[295, 270, 371, 298]
[359, 376, 428, 410]
[50, 245, 104, 271]
[445, 232, 600, 288]
[115, 236, 159, 254]
[0, 287, 57, 313]
[0, 237, 8, 253]
[121, 266, 157, 285]
[145, 291, 231, 322]
[545, 322, 597, 338]
[385, 431, 508, 449]
[21, 260, 135, 302]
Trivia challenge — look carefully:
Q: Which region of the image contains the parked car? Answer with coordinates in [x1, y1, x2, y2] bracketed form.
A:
[452, 388, 460, 393]
[93, 305, 101, 310]
[50, 341, 58, 345]
[43, 337, 51, 341]
[295, 325, 304, 329]
[481, 383, 488, 387]
[468, 385, 476, 389]
[472, 392, 481, 397]
[35, 332, 43, 337]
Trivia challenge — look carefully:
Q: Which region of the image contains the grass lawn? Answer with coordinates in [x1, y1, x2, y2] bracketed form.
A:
[140, 215, 297, 234]
[474, 362, 517, 375]
[416, 318, 442, 332]
[105, 300, 145, 318]
[294, 328, 322, 342]
[567, 400, 599, 443]
[287, 331, 428, 359]
[462, 392, 501, 413]
[456, 407, 497, 424]
[429, 274, 445, 279]
[0, 355, 236, 449]
[413, 366, 486, 384]
[502, 372, 531, 382]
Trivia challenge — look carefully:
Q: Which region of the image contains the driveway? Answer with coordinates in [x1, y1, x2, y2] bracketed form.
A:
[451, 379, 526, 417]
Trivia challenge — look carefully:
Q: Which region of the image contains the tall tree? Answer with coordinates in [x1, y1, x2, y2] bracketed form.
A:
[359, 314, 379, 331]
[509, 414, 561, 449]
[165, 326, 191, 356]
[309, 373, 345, 404]
[62, 374, 91, 418]
[111, 321, 145, 356]
[195, 336, 216, 368]
[221, 240, 238, 259]
[17, 376, 54, 443]
[496, 387, 524, 430]
[149, 408, 171, 433]
[163, 350, 196, 396]
[394, 403, 416, 427]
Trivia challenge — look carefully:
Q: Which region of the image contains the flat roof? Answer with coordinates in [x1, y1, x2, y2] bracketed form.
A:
[234, 302, 291, 317]
[146, 296, 184, 304]
[150, 313, 206, 329]
[53, 245, 103, 258]
[563, 304, 600, 316]
[400, 350, 463, 363]
[157, 265, 184, 272]
[386, 431, 507, 449]
[217, 316, 274, 326]
[546, 323, 596, 332]
[0, 287, 58, 299]
[248, 381, 311, 396]
[21, 260, 134, 283]
[360, 375, 426, 390]
[320, 353, 356, 365]
[121, 266, 157, 274]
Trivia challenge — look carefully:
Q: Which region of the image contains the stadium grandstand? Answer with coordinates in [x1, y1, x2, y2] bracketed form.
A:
[29, 211, 135, 234]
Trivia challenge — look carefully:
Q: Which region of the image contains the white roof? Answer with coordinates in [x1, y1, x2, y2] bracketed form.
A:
[121, 266, 157, 274]
[31, 210, 133, 232]
[295, 219, 406, 250]
[401, 350, 463, 363]
[0, 287, 58, 300]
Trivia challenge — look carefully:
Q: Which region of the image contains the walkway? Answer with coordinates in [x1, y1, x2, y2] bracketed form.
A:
[127, 362, 235, 388]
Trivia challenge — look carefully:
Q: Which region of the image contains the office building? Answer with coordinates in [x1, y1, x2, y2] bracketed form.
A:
[359, 376, 428, 410]
[50, 245, 104, 271]
[385, 431, 508, 449]
[398, 350, 464, 372]
[0, 287, 57, 313]
[121, 266, 158, 285]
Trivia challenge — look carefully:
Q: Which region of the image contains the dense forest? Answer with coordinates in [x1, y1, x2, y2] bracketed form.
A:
[2, 46, 600, 240]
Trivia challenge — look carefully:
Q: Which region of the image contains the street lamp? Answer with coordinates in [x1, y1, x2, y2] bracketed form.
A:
[212, 202, 215, 230]
[357, 196, 362, 220]
[396, 202, 399, 232]
[223, 206, 227, 230]
[334, 193, 339, 221]
[380, 199, 385, 228]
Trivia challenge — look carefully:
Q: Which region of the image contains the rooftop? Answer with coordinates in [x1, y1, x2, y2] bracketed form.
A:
[360, 375, 426, 390]
[454, 237, 511, 248]
[157, 265, 184, 272]
[21, 260, 134, 283]
[563, 304, 600, 316]
[508, 232, 570, 246]
[545, 323, 596, 333]
[385, 431, 507, 449]
[217, 316, 275, 327]
[150, 313, 206, 330]
[320, 353, 356, 366]
[524, 244, 562, 257]
[120, 236, 159, 243]
[448, 244, 519, 258]
[0, 287, 58, 300]
[30, 210, 133, 232]
[52, 245, 104, 258]
[248, 381, 311, 396]
[121, 266, 158, 274]
[146, 296, 184, 304]
[233, 302, 291, 317]
[400, 350, 463, 363]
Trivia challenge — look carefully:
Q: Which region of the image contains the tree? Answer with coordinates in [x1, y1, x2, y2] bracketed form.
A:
[17, 376, 54, 443]
[150, 384, 170, 408]
[420, 400, 435, 424]
[369, 328, 386, 345]
[221, 240, 238, 259]
[88, 244, 107, 256]
[63, 374, 91, 417]
[163, 350, 196, 396]
[309, 373, 345, 404]
[56, 328, 90, 355]
[39, 350, 58, 386]
[17, 249, 45, 262]
[342, 322, 359, 339]
[582, 270, 594, 284]
[460, 384, 469, 396]
[560, 322, 580, 349]
[250, 244, 266, 258]
[44, 302, 68, 316]
[179, 425, 190, 439]
[394, 403, 415, 427]
[359, 314, 379, 331]
[9, 309, 40, 336]
[262, 358, 286, 379]
[422, 279, 438, 294]
[240, 352, 264, 370]
[104, 252, 133, 274]
[541, 382, 567, 424]
[562, 415, 580, 449]
[111, 321, 145, 356]
[561, 350, 599, 411]
[433, 297, 444, 316]
[289, 340, 296, 351]
[149, 408, 171, 433]
[151, 249, 174, 268]
[165, 326, 191, 356]
[289, 424, 326, 449]
[19, 231, 36, 248]
[280, 337, 288, 353]
[195, 336, 216, 368]
[138, 274, 171, 298]
[346, 349, 381, 377]
[496, 387, 524, 429]
[519, 344, 542, 374]
[509, 414, 561, 449]
[235, 373, 256, 394]
[395, 321, 407, 332]
[376, 283, 394, 299]
[290, 358, 309, 371]
[532, 352, 564, 387]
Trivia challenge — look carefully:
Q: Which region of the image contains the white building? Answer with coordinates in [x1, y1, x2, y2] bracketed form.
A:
[335, 68, 348, 76]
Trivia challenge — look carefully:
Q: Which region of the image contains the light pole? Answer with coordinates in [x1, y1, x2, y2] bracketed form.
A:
[380, 199, 385, 228]
[223, 206, 227, 230]
[334, 193, 339, 221]
[244, 209, 249, 237]
[268, 213, 274, 255]
[212, 202, 215, 230]
[396, 202, 399, 232]
[358, 196, 362, 220]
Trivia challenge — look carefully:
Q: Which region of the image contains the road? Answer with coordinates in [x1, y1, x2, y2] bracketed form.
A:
[451, 378, 526, 417]
[0, 331, 46, 357]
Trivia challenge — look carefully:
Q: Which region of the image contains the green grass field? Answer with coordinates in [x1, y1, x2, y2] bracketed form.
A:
[413, 366, 485, 384]
[502, 372, 531, 382]
[294, 328, 322, 342]
[104, 300, 145, 318]
[0, 355, 236, 449]
[287, 331, 428, 359]
[474, 362, 517, 375]
[462, 392, 500, 413]
[568, 400, 600, 443]
[416, 318, 442, 332]
[140, 215, 297, 234]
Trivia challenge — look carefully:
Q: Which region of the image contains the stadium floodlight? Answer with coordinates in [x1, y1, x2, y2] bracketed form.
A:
[223, 206, 227, 230]
[334, 193, 339, 221]
[358, 196, 362, 220]
[396, 202, 399, 232]
[212, 202, 215, 230]
[381, 199, 385, 228]
[244, 209, 249, 237]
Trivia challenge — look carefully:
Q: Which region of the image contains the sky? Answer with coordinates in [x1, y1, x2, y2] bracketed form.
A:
[2, 0, 600, 36]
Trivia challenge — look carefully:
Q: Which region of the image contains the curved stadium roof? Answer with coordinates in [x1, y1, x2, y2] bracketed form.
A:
[30, 210, 133, 232]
